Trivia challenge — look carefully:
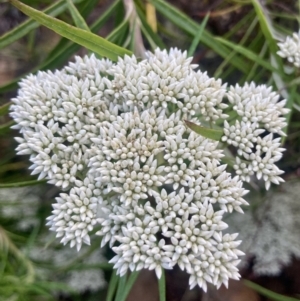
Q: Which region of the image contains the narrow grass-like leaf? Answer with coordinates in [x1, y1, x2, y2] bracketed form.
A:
[0, 179, 46, 188]
[244, 280, 300, 301]
[106, 19, 129, 45]
[185, 120, 223, 141]
[0, 0, 120, 93]
[188, 13, 209, 57]
[136, 4, 165, 49]
[282, 85, 296, 143]
[115, 275, 127, 301]
[244, 43, 268, 82]
[106, 270, 119, 301]
[222, 11, 255, 40]
[146, 2, 157, 32]
[158, 269, 166, 301]
[0, 121, 14, 135]
[0, 102, 11, 116]
[76, 0, 100, 18]
[150, 0, 250, 73]
[0, 162, 27, 174]
[0, 0, 84, 49]
[9, 0, 132, 61]
[215, 37, 278, 73]
[67, 0, 90, 31]
[119, 271, 140, 301]
[251, 0, 284, 75]
[214, 16, 258, 78]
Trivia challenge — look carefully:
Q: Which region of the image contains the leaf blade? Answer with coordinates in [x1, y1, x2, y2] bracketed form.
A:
[0, 179, 47, 188]
[67, 0, 90, 31]
[9, 0, 132, 61]
[185, 120, 223, 141]
[244, 280, 300, 301]
[150, 0, 250, 73]
[188, 13, 210, 57]
[0, 0, 84, 49]
[215, 37, 278, 73]
[158, 269, 166, 301]
[119, 271, 140, 301]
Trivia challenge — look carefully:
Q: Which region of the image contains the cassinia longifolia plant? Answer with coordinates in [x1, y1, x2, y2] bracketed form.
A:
[10, 48, 289, 291]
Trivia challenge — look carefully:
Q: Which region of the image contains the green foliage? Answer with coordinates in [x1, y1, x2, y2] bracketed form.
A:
[185, 121, 223, 141]
[244, 280, 300, 301]
[9, 0, 132, 61]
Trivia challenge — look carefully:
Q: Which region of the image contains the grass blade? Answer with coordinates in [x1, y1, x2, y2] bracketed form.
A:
[9, 0, 132, 61]
[185, 120, 223, 141]
[244, 280, 300, 301]
[115, 275, 127, 301]
[106, 270, 119, 301]
[0, 0, 122, 93]
[0, 102, 11, 116]
[136, 4, 165, 49]
[0, 179, 47, 188]
[0, 121, 14, 135]
[215, 37, 278, 73]
[251, 0, 284, 74]
[119, 271, 140, 301]
[158, 269, 166, 301]
[282, 85, 296, 143]
[146, 2, 157, 32]
[150, 0, 250, 73]
[67, 0, 90, 31]
[106, 19, 129, 45]
[0, 0, 84, 49]
[187, 13, 209, 57]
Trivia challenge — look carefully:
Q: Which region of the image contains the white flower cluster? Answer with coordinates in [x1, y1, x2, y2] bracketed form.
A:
[223, 83, 289, 189]
[277, 31, 300, 67]
[228, 181, 300, 276]
[10, 48, 287, 291]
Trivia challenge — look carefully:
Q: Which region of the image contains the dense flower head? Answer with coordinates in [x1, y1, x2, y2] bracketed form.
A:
[223, 82, 288, 189]
[277, 30, 300, 67]
[10, 48, 288, 291]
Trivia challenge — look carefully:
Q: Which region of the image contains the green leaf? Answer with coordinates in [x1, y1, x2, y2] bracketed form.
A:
[215, 37, 278, 74]
[106, 270, 119, 301]
[106, 19, 129, 45]
[135, 3, 165, 49]
[0, 120, 14, 135]
[76, 0, 100, 19]
[158, 269, 166, 301]
[187, 13, 209, 57]
[9, 0, 132, 61]
[185, 120, 223, 141]
[119, 271, 140, 301]
[115, 275, 127, 301]
[252, 0, 281, 58]
[282, 85, 296, 143]
[67, 0, 90, 31]
[244, 280, 300, 301]
[0, 0, 120, 93]
[0, 102, 11, 116]
[0, 179, 47, 188]
[0, 0, 84, 50]
[150, 0, 250, 73]
[251, 0, 283, 70]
